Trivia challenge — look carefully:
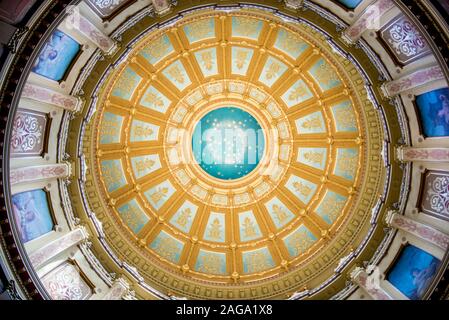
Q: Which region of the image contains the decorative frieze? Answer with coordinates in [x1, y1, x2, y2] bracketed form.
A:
[28, 227, 89, 269]
[22, 83, 83, 112]
[382, 66, 444, 97]
[396, 147, 449, 162]
[85, 0, 131, 21]
[342, 0, 395, 43]
[386, 211, 449, 251]
[66, 8, 117, 54]
[10, 163, 71, 186]
[41, 261, 93, 300]
[380, 15, 431, 65]
[10, 109, 48, 158]
[419, 170, 449, 221]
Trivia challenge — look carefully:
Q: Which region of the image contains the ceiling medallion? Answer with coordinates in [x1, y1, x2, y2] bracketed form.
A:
[80, 8, 386, 299]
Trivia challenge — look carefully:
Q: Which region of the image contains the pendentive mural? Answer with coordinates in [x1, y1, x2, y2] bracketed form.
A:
[387, 245, 441, 300]
[32, 29, 80, 82]
[11, 189, 54, 243]
[415, 88, 449, 138]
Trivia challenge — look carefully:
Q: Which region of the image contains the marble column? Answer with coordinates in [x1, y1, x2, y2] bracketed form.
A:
[386, 211, 449, 251]
[28, 227, 89, 269]
[22, 83, 82, 112]
[65, 8, 117, 54]
[350, 267, 394, 300]
[396, 147, 449, 162]
[342, 0, 395, 43]
[101, 278, 131, 300]
[381, 65, 445, 97]
[10, 163, 71, 186]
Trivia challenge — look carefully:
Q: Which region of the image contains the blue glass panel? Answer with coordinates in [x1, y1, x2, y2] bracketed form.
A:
[416, 88, 449, 137]
[12, 189, 54, 243]
[192, 107, 265, 180]
[387, 245, 440, 300]
[32, 30, 80, 81]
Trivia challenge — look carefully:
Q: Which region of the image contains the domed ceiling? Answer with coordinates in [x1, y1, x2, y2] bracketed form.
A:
[76, 8, 388, 299]
[3, 0, 449, 302]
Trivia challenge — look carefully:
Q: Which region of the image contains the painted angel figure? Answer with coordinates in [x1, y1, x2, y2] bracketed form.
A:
[437, 94, 449, 125]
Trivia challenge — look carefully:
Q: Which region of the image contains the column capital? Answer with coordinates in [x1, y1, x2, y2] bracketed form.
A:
[102, 277, 132, 300]
[385, 209, 399, 226]
[350, 267, 393, 300]
[284, 0, 304, 10]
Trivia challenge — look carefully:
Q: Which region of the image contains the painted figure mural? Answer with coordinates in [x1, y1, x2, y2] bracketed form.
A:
[416, 88, 449, 137]
[32, 29, 80, 81]
[387, 245, 441, 300]
[11, 189, 54, 243]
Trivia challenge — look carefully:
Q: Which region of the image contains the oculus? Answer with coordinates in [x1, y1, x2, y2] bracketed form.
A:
[192, 107, 265, 180]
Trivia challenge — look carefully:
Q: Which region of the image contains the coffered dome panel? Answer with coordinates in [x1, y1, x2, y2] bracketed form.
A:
[77, 8, 386, 298]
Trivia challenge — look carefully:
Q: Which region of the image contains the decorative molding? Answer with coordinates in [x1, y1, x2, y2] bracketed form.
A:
[74, 7, 390, 300]
[151, 0, 171, 16]
[10, 163, 71, 186]
[396, 147, 449, 162]
[6, 26, 29, 54]
[28, 227, 89, 269]
[65, 8, 117, 55]
[101, 277, 131, 300]
[420, 170, 449, 222]
[350, 267, 393, 300]
[380, 15, 431, 65]
[381, 65, 445, 97]
[22, 83, 83, 112]
[41, 261, 93, 300]
[342, 0, 395, 43]
[386, 211, 449, 251]
[284, 0, 303, 10]
[10, 109, 48, 157]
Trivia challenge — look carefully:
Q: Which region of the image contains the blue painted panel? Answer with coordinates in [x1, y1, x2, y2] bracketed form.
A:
[315, 190, 347, 225]
[242, 247, 275, 274]
[12, 189, 54, 243]
[416, 88, 449, 137]
[32, 30, 80, 81]
[194, 250, 227, 275]
[387, 245, 440, 300]
[336, 0, 363, 9]
[308, 58, 341, 92]
[149, 231, 184, 264]
[117, 199, 149, 234]
[100, 159, 127, 193]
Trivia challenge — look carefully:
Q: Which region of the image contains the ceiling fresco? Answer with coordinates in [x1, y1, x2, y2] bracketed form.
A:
[73, 8, 388, 299]
[2, 0, 449, 303]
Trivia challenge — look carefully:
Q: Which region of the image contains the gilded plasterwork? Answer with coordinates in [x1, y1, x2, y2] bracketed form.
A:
[74, 8, 388, 299]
